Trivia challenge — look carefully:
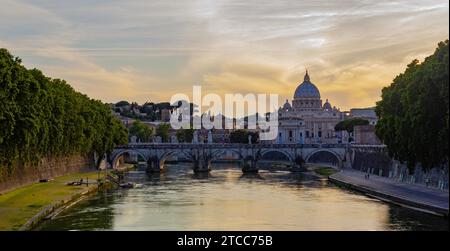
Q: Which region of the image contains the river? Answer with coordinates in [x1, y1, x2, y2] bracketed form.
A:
[37, 163, 448, 231]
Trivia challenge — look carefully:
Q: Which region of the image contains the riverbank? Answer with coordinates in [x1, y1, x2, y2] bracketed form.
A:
[0, 155, 95, 194]
[0, 170, 104, 230]
[36, 164, 448, 231]
[329, 169, 449, 217]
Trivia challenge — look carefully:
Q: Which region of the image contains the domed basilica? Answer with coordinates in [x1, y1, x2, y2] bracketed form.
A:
[276, 70, 344, 144]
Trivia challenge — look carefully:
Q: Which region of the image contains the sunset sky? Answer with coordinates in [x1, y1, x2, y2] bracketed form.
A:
[1, 0, 448, 110]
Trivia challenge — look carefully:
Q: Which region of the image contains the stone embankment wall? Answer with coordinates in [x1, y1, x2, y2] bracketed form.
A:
[0, 154, 95, 194]
[350, 148, 449, 190]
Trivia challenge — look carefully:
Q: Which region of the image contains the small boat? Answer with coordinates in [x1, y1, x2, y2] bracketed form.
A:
[66, 180, 83, 186]
[119, 182, 135, 189]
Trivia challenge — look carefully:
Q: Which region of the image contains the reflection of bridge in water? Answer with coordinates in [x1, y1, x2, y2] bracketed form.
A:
[109, 143, 386, 173]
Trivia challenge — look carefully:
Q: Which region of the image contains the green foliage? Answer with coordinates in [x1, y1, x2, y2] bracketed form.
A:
[0, 48, 128, 173]
[115, 101, 130, 107]
[314, 167, 338, 177]
[176, 128, 194, 143]
[375, 40, 449, 171]
[155, 123, 171, 142]
[117, 101, 171, 121]
[129, 121, 153, 142]
[334, 118, 369, 133]
[229, 130, 259, 144]
[0, 170, 101, 230]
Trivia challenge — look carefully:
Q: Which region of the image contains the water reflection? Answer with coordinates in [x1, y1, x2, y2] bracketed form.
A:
[191, 172, 212, 180]
[37, 163, 448, 231]
[239, 173, 264, 180]
[387, 207, 449, 231]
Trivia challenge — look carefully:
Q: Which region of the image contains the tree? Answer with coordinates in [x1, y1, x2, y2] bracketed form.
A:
[334, 118, 369, 133]
[0, 48, 128, 176]
[129, 121, 153, 142]
[155, 123, 171, 142]
[375, 40, 449, 172]
[115, 100, 130, 107]
[176, 128, 194, 143]
[230, 130, 259, 144]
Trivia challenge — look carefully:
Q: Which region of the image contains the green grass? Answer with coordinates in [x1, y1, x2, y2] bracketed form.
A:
[0, 170, 102, 230]
[314, 167, 338, 177]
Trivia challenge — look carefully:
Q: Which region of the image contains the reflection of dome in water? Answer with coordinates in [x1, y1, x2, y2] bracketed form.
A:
[294, 70, 321, 99]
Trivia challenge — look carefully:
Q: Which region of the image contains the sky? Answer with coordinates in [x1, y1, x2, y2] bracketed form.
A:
[0, 0, 448, 111]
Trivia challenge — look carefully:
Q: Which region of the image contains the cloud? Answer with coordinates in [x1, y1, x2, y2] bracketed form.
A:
[0, 0, 448, 110]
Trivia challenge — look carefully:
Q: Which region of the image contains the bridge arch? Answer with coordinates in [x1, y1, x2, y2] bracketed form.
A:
[110, 149, 148, 169]
[157, 149, 192, 169]
[211, 149, 244, 161]
[259, 149, 294, 162]
[305, 149, 342, 168]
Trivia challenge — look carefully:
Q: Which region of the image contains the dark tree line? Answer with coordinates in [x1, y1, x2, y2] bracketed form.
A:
[375, 40, 449, 172]
[230, 130, 259, 144]
[176, 128, 194, 143]
[0, 49, 128, 175]
[113, 100, 183, 121]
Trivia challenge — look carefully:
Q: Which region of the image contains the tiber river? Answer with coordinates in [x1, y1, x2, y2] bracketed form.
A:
[37, 163, 448, 231]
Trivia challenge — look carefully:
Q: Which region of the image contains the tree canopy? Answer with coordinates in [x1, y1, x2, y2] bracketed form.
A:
[115, 100, 130, 107]
[176, 128, 194, 143]
[375, 40, 449, 171]
[128, 121, 153, 142]
[0, 48, 128, 174]
[155, 123, 171, 142]
[334, 118, 369, 133]
[230, 130, 259, 144]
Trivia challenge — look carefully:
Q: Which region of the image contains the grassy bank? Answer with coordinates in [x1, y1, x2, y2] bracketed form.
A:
[0, 170, 103, 230]
[314, 167, 339, 177]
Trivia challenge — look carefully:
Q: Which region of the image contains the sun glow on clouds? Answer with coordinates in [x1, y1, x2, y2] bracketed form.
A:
[0, 0, 448, 110]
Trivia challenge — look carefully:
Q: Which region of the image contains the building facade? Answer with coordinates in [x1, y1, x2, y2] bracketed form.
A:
[353, 125, 382, 145]
[349, 107, 378, 125]
[275, 71, 345, 144]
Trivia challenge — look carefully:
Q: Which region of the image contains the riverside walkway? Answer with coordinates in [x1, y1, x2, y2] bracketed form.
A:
[329, 169, 449, 217]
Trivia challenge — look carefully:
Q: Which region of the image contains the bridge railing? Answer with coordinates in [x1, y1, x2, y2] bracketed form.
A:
[114, 143, 384, 149]
[349, 144, 386, 148]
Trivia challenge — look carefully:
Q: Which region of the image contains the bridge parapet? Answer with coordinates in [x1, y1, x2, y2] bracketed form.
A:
[110, 143, 386, 173]
[115, 143, 356, 150]
[350, 144, 387, 153]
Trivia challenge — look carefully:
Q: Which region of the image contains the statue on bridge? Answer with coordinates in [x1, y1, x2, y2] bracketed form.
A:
[208, 130, 213, 144]
[192, 130, 199, 144]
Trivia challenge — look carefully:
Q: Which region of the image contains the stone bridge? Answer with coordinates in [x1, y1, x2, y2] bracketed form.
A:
[109, 143, 386, 173]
